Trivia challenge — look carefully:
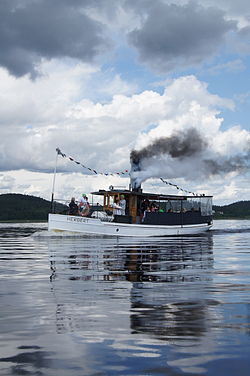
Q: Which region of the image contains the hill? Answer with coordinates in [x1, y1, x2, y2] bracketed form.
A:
[0, 193, 66, 221]
[213, 201, 250, 219]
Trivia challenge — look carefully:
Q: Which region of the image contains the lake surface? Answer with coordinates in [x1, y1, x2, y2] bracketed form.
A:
[0, 220, 250, 375]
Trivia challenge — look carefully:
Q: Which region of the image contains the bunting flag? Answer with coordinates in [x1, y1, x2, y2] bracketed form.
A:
[159, 177, 204, 197]
[56, 148, 129, 176]
[56, 148, 202, 195]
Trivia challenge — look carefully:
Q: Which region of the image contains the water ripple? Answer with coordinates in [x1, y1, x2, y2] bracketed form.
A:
[0, 220, 250, 376]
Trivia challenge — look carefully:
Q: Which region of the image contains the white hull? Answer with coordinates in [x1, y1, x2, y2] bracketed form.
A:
[48, 214, 212, 237]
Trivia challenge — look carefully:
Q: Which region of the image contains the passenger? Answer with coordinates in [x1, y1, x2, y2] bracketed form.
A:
[142, 206, 151, 223]
[119, 194, 126, 215]
[68, 197, 79, 216]
[140, 198, 150, 222]
[78, 193, 86, 209]
[81, 196, 90, 217]
[112, 197, 122, 215]
[78, 194, 88, 215]
[150, 201, 158, 212]
[141, 199, 150, 216]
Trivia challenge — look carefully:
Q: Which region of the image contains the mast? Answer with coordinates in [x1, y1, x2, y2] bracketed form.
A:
[50, 148, 60, 213]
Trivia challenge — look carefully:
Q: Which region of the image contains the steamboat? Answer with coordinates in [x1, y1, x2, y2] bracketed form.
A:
[48, 178, 212, 237]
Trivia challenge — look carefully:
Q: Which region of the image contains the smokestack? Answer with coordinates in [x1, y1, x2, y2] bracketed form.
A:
[130, 151, 142, 192]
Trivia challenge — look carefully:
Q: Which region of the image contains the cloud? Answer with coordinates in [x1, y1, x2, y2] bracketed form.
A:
[0, 63, 249, 203]
[127, 76, 250, 186]
[207, 59, 245, 75]
[0, 0, 111, 78]
[127, 1, 237, 72]
[0, 170, 129, 202]
[207, 174, 250, 205]
[0, 62, 165, 174]
[231, 26, 250, 54]
[1, 0, 249, 79]
[0, 174, 15, 191]
[205, 0, 250, 25]
[0, 68, 242, 178]
[130, 124, 250, 188]
[234, 91, 250, 105]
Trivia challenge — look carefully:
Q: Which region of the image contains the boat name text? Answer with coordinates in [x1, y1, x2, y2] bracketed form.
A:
[67, 216, 89, 223]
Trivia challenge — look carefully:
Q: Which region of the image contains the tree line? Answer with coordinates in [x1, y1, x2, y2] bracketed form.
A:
[0, 194, 66, 221]
[0, 193, 250, 221]
[213, 200, 250, 219]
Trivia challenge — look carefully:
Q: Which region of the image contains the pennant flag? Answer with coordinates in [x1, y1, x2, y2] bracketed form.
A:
[55, 148, 130, 177]
[159, 177, 203, 196]
[56, 148, 66, 157]
[55, 148, 202, 195]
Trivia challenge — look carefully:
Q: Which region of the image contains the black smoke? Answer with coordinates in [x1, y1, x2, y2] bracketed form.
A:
[130, 127, 250, 187]
[204, 151, 250, 175]
[130, 127, 208, 164]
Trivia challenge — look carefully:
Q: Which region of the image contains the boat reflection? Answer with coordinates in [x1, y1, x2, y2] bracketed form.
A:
[48, 234, 214, 340]
[124, 236, 213, 282]
[125, 236, 214, 341]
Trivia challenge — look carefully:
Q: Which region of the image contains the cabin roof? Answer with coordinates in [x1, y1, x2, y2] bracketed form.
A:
[91, 189, 212, 200]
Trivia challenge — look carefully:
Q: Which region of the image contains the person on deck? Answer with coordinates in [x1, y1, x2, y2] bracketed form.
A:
[79, 195, 90, 217]
[112, 197, 122, 215]
[142, 205, 151, 223]
[68, 197, 79, 215]
[78, 194, 88, 215]
[150, 201, 159, 212]
[140, 199, 150, 218]
[81, 196, 90, 216]
[119, 195, 126, 215]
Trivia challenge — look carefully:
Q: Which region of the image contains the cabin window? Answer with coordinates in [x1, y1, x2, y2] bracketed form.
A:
[182, 199, 201, 212]
[200, 197, 213, 216]
[162, 200, 183, 212]
[180, 197, 212, 215]
[160, 198, 213, 215]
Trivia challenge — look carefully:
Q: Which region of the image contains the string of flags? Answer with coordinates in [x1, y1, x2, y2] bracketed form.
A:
[56, 148, 204, 196]
[159, 177, 204, 197]
[56, 148, 129, 176]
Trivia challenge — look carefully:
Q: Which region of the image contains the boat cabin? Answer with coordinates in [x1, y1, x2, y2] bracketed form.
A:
[91, 188, 213, 226]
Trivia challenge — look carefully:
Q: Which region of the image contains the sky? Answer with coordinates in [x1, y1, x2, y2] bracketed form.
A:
[0, 0, 250, 205]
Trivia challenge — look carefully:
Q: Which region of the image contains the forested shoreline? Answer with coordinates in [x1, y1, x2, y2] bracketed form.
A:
[0, 193, 250, 221]
[0, 194, 66, 221]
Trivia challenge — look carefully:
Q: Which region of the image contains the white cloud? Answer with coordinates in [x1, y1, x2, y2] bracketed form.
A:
[0, 170, 129, 203]
[95, 73, 138, 97]
[0, 65, 249, 204]
[207, 59, 245, 75]
[0, 174, 15, 191]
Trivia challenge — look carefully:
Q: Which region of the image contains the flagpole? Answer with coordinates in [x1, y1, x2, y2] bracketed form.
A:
[51, 148, 59, 213]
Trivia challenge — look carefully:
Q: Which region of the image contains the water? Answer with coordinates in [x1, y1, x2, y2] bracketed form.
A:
[0, 220, 250, 375]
